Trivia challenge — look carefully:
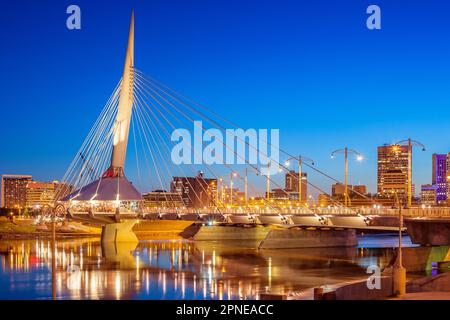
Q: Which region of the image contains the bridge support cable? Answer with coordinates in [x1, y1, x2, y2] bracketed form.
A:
[134, 74, 315, 213]
[133, 89, 227, 211]
[133, 93, 170, 200]
[132, 92, 208, 211]
[57, 85, 117, 197]
[133, 92, 206, 210]
[55, 80, 122, 201]
[134, 76, 286, 213]
[134, 72, 314, 207]
[134, 80, 235, 212]
[133, 70, 372, 212]
[69, 92, 119, 195]
[57, 70, 368, 215]
[135, 87, 216, 213]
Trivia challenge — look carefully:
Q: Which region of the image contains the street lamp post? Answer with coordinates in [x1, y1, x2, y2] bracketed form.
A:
[265, 161, 283, 201]
[393, 190, 406, 296]
[255, 161, 272, 201]
[217, 177, 223, 206]
[308, 194, 316, 208]
[331, 147, 363, 206]
[228, 169, 249, 207]
[253, 161, 280, 202]
[230, 172, 237, 206]
[395, 138, 426, 207]
[51, 206, 56, 300]
[285, 155, 314, 206]
[244, 168, 248, 206]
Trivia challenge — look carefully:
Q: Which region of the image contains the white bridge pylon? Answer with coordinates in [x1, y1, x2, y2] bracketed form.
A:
[107, 10, 134, 178]
[60, 11, 141, 205]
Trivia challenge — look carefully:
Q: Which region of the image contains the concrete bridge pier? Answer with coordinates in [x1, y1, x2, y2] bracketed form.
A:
[101, 220, 139, 243]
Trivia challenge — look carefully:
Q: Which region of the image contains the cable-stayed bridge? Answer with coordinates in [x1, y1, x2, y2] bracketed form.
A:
[50, 11, 450, 245]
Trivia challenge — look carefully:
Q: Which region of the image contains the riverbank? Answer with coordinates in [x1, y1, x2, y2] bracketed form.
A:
[0, 217, 101, 239]
[0, 217, 194, 240]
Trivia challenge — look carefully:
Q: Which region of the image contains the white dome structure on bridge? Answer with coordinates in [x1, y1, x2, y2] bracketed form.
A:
[61, 176, 141, 202]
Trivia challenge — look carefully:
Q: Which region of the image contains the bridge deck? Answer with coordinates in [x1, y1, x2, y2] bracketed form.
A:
[67, 211, 406, 234]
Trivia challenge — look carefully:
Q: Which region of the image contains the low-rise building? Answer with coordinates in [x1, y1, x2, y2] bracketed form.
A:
[142, 190, 184, 208]
[332, 183, 367, 198]
[421, 184, 437, 206]
[171, 172, 217, 208]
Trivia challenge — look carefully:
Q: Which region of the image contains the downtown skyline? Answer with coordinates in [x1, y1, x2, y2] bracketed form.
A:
[1, 0, 450, 195]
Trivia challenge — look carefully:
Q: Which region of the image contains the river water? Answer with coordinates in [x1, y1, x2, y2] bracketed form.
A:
[0, 235, 417, 300]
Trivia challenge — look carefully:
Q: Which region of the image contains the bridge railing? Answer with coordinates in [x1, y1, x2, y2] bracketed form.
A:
[68, 206, 450, 217]
[356, 207, 450, 217]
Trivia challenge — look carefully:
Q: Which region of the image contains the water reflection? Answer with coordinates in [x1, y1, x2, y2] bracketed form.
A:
[0, 235, 411, 300]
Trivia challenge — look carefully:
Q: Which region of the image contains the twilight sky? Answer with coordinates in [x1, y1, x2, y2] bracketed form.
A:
[1, 0, 450, 196]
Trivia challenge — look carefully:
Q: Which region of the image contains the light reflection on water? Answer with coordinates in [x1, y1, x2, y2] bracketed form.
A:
[0, 235, 414, 300]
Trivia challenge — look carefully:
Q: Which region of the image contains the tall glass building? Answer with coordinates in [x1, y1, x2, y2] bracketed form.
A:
[432, 153, 448, 203]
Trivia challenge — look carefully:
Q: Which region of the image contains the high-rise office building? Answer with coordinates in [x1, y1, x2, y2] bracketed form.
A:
[432, 153, 448, 203]
[285, 170, 307, 201]
[377, 144, 409, 197]
[447, 152, 450, 200]
[1, 174, 32, 208]
[171, 172, 217, 208]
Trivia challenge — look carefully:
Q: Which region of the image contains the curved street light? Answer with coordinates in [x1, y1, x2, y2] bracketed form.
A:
[227, 168, 250, 207]
[285, 155, 315, 205]
[230, 172, 237, 206]
[254, 160, 283, 201]
[331, 147, 363, 206]
[395, 138, 426, 207]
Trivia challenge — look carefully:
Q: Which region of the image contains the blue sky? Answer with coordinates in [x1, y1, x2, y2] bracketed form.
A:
[1, 0, 450, 195]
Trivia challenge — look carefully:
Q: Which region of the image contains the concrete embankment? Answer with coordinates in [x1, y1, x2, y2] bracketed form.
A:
[259, 227, 358, 249]
[327, 273, 394, 300]
[317, 267, 450, 300]
[407, 272, 450, 294]
[388, 246, 450, 272]
[404, 218, 450, 246]
[314, 246, 450, 300]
